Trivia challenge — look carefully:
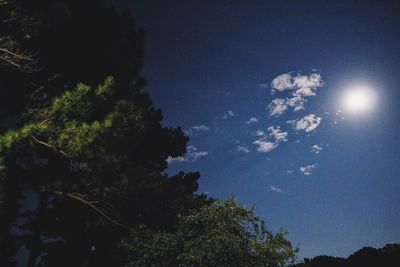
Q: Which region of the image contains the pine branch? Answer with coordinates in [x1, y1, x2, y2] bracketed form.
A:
[30, 135, 71, 158]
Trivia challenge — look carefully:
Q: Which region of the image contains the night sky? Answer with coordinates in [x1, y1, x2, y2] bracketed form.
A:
[111, 0, 400, 259]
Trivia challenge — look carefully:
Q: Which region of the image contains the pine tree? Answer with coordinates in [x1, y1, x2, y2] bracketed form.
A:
[0, 1, 208, 266]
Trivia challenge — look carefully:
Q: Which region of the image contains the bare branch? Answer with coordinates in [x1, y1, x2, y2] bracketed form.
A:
[0, 47, 34, 61]
[0, 45, 38, 72]
[53, 191, 128, 230]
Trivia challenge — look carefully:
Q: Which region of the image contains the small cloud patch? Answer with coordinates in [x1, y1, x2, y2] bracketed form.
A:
[253, 140, 277, 153]
[237, 145, 250, 153]
[246, 117, 259, 124]
[253, 126, 288, 153]
[268, 126, 288, 142]
[270, 185, 284, 193]
[300, 164, 317, 176]
[294, 114, 322, 132]
[311, 144, 323, 154]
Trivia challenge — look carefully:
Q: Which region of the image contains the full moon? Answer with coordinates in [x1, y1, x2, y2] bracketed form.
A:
[342, 86, 377, 114]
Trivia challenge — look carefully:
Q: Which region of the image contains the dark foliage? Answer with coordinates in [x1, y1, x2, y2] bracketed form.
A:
[123, 199, 298, 267]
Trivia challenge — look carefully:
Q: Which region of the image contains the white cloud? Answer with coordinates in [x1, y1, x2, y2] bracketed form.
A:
[268, 98, 288, 117]
[246, 117, 258, 124]
[270, 185, 284, 193]
[292, 73, 322, 97]
[237, 145, 250, 153]
[185, 125, 210, 136]
[287, 170, 294, 174]
[267, 126, 288, 142]
[271, 74, 295, 92]
[253, 126, 288, 153]
[259, 83, 269, 89]
[285, 95, 305, 111]
[268, 72, 323, 117]
[294, 114, 322, 132]
[253, 140, 277, 153]
[167, 145, 208, 164]
[311, 144, 323, 154]
[300, 164, 317, 176]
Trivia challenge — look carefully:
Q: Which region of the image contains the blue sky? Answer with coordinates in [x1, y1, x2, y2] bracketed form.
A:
[112, 0, 400, 259]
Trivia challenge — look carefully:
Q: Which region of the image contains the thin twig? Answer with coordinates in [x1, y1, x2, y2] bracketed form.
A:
[30, 74, 61, 99]
[0, 54, 21, 68]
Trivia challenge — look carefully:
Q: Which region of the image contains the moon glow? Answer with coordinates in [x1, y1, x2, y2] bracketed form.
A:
[342, 86, 377, 114]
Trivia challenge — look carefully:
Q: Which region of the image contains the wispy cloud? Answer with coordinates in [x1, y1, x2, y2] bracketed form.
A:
[220, 110, 235, 120]
[246, 117, 259, 124]
[191, 125, 209, 131]
[253, 126, 288, 153]
[185, 125, 210, 136]
[287, 170, 294, 174]
[167, 145, 208, 164]
[267, 72, 323, 117]
[237, 145, 250, 153]
[293, 114, 322, 132]
[270, 185, 284, 193]
[300, 164, 317, 176]
[252, 130, 265, 136]
[311, 144, 323, 154]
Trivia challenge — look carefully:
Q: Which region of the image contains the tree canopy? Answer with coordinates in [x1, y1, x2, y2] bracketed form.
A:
[123, 199, 297, 267]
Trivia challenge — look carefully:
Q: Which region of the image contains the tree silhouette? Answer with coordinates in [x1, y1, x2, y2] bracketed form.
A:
[291, 243, 400, 267]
